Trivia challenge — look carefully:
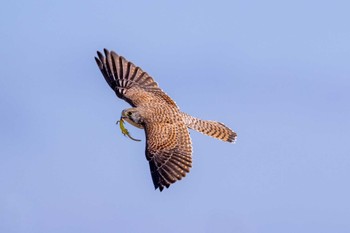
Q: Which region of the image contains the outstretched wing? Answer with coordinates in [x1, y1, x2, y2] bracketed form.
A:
[145, 119, 192, 191]
[95, 49, 178, 108]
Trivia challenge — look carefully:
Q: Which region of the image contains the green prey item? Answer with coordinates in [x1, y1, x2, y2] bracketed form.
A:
[116, 118, 141, 142]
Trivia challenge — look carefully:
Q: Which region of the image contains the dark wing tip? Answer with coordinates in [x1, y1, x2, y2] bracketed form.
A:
[95, 49, 111, 62]
[153, 178, 166, 192]
[96, 50, 104, 61]
[156, 183, 170, 192]
[149, 161, 175, 192]
[157, 185, 164, 192]
[94, 56, 102, 68]
[103, 48, 110, 56]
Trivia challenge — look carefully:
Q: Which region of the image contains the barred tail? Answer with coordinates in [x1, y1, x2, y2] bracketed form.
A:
[181, 112, 237, 143]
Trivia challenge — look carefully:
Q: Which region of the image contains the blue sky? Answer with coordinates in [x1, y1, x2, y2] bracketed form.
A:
[1, 0, 350, 232]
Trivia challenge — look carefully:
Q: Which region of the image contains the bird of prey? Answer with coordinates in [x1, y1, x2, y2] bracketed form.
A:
[95, 49, 237, 191]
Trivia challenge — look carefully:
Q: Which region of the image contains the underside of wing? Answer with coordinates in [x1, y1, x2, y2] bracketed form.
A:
[95, 49, 178, 108]
[145, 120, 192, 191]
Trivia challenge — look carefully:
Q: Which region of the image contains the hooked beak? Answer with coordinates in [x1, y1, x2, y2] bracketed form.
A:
[120, 110, 128, 120]
[121, 110, 126, 117]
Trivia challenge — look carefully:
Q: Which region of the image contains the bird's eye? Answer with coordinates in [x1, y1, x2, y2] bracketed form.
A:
[127, 112, 132, 116]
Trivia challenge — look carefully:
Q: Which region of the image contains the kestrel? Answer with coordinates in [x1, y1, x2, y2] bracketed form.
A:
[95, 49, 237, 191]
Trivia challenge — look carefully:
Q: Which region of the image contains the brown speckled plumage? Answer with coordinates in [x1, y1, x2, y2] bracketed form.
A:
[95, 49, 237, 191]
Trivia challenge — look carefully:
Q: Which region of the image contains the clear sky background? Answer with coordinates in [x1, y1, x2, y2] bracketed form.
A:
[1, 1, 349, 233]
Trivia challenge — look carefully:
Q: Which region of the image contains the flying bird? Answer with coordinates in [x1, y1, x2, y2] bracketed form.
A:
[95, 49, 237, 191]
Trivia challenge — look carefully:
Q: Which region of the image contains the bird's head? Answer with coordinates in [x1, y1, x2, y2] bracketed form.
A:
[121, 108, 144, 129]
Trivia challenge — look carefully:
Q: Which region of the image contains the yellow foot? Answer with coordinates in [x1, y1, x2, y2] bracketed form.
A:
[116, 118, 141, 142]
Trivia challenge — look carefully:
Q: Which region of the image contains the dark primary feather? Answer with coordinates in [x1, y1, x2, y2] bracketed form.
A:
[95, 49, 177, 108]
[146, 142, 192, 192]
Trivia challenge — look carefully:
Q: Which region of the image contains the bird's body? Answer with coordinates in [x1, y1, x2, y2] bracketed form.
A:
[95, 49, 237, 191]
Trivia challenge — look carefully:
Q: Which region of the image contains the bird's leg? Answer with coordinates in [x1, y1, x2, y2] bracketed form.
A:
[116, 118, 141, 142]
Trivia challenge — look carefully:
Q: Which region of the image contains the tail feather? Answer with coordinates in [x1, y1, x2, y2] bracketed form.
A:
[181, 112, 237, 143]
